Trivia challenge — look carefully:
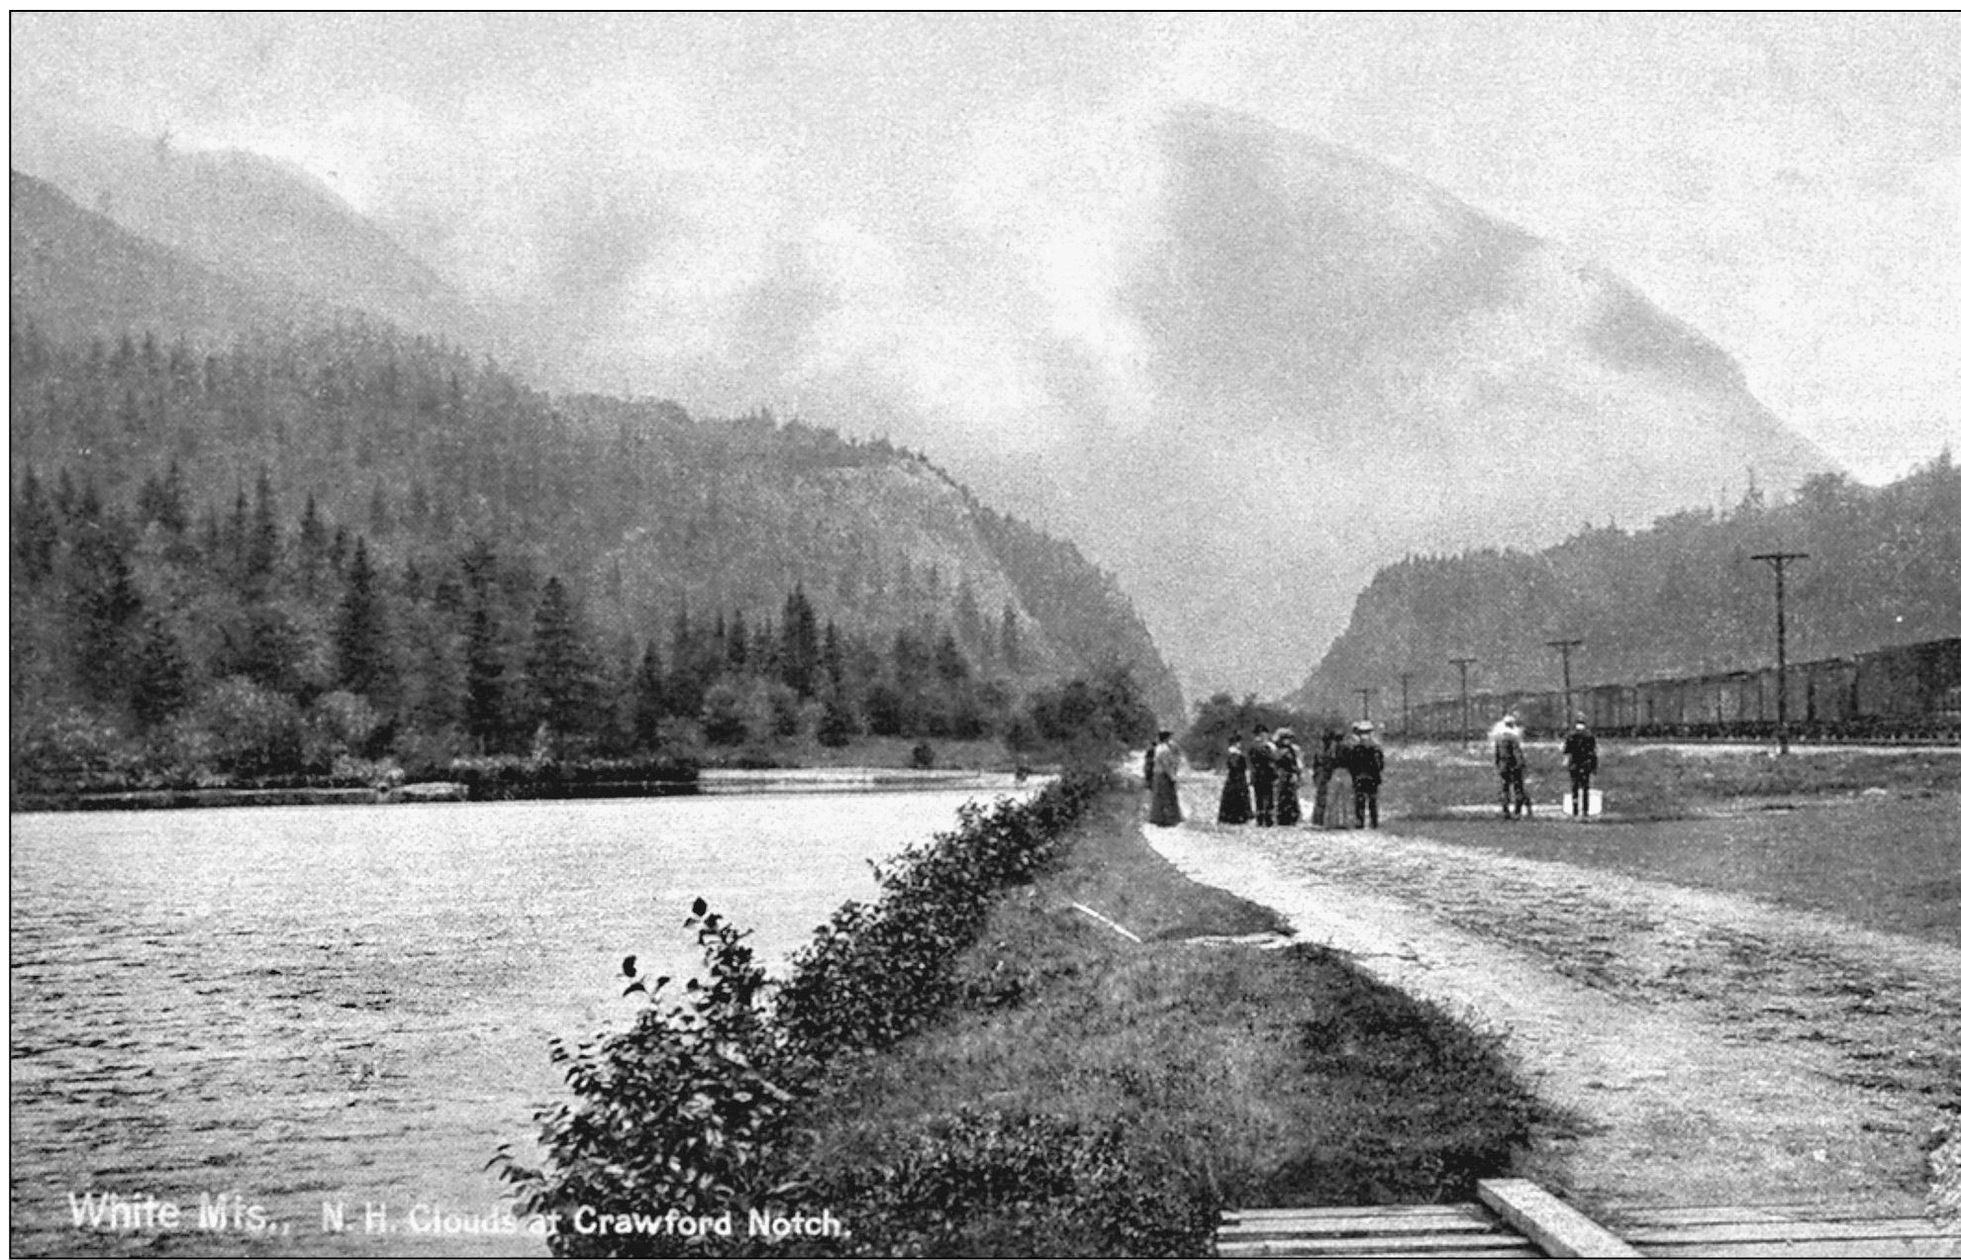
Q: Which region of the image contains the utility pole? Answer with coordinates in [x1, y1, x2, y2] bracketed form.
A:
[1354, 687, 1375, 723]
[1449, 657, 1477, 747]
[1399, 672, 1414, 740]
[1546, 638, 1584, 729]
[1750, 552, 1809, 755]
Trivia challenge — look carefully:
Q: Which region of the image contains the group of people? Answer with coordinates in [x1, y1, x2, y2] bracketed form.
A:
[1490, 714, 1601, 820]
[1212, 722, 1385, 830]
[1146, 714, 1603, 831]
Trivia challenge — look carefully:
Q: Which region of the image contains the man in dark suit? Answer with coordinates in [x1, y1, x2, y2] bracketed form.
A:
[1348, 721, 1385, 829]
[1563, 719, 1599, 818]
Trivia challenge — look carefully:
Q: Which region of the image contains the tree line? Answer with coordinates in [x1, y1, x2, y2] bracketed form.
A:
[1296, 455, 1961, 712]
[12, 459, 1160, 792]
[9, 316, 1183, 726]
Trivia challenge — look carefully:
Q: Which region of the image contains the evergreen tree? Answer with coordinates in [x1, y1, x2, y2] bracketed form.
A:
[633, 639, 665, 751]
[954, 576, 983, 646]
[664, 607, 707, 718]
[780, 583, 821, 697]
[1001, 602, 1024, 670]
[66, 517, 143, 703]
[296, 494, 330, 595]
[934, 631, 971, 685]
[245, 467, 280, 591]
[525, 576, 602, 751]
[12, 467, 60, 584]
[727, 609, 749, 674]
[466, 601, 507, 753]
[129, 613, 191, 729]
[822, 619, 845, 689]
[335, 537, 393, 699]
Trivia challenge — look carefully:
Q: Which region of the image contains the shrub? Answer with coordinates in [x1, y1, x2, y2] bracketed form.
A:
[12, 703, 140, 792]
[503, 772, 1112, 1257]
[494, 900, 792, 1258]
[812, 1109, 1218, 1258]
[169, 676, 304, 780]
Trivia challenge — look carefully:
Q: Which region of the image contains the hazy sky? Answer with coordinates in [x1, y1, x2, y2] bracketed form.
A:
[12, 12, 1960, 482]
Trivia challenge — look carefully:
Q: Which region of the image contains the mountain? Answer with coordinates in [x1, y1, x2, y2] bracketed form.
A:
[940, 106, 1836, 699]
[1289, 456, 1961, 716]
[10, 112, 496, 355]
[11, 104, 1838, 705]
[7, 176, 1184, 731]
[10, 169, 316, 345]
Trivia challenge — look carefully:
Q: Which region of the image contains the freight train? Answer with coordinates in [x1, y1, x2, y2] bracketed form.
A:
[1401, 637, 1961, 742]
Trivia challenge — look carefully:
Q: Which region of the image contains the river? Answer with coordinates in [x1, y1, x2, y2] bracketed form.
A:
[8, 785, 1027, 1256]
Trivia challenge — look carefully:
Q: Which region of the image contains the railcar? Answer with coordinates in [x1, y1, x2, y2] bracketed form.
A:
[1386, 636, 1959, 743]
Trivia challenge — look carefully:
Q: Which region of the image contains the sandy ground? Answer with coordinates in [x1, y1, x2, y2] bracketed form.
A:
[1145, 771, 1960, 1243]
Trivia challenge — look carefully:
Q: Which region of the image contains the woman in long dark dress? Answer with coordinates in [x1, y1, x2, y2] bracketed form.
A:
[1147, 730, 1183, 826]
[1324, 731, 1354, 828]
[1217, 734, 1253, 824]
[1310, 731, 1337, 826]
[1274, 729, 1304, 825]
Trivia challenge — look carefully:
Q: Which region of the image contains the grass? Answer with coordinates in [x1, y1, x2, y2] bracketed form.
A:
[794, 786, 1544, 1233]
[1378, 743, 1961, 946]
[1392, 742, 1961, 820]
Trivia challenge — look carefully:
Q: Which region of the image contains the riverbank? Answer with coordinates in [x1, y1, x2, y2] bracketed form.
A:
[12, 737, 1039, 812]
[778, 780, 1544, 1253]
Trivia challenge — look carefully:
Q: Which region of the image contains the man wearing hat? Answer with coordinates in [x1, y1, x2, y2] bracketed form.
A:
[1347, 720, 1385, 829]
[1493, 713, 1531, 820]
[1563, 717, 1599, 818]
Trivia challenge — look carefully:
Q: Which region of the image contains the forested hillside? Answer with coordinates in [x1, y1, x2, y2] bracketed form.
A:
[8, 311, 1179, 789]
[1293, 458, 1961, 712]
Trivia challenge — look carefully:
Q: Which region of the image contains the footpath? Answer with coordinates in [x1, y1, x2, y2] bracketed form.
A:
[1145, 776, 1961, 1239]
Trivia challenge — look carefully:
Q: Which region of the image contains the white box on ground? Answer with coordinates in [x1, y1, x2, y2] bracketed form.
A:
[1563, 790, 1604, 816]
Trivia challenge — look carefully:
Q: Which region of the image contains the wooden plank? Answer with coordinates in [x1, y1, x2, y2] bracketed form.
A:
[1638, 1241, 1956, 1259]
[1625, 1219, 1945, 1244]
[1221, 1226, 1514, 1246]
[1478, 1179, 1640, 1259]
[1229, 1204, 1502, 1222]
[1219, 1236, 1542, 1258]
[1223, 1212, 1503, 1238]
[1221, 1248, 1541, 1259]
[1613, 1204, 1938, 1227]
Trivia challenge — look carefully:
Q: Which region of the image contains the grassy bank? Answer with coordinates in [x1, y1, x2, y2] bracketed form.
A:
[1370, 744, 1961, 947]
[1390, 741, 1961, 820]
[502, 773, 1544, 1257]
[785, 785, 1543, 1253]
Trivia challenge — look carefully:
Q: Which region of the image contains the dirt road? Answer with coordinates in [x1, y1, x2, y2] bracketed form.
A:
[1145, 775, 1960, 1235]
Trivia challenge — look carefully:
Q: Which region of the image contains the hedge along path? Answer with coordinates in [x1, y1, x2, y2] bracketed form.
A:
[1145, 778, 1961, 1225]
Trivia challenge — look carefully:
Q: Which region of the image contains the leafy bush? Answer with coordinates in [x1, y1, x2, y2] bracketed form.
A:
[494, 901, 792, 1258]
[12, 703, 141, 792]
[501, 772, 1114, 1257]
[302, 689, 387, 769]
[169, 676, 305, 780]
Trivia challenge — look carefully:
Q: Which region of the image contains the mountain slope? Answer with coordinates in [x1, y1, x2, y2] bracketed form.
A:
[6, 173, 1183, 721]
[1289, 458, 1961, 714]
[11, 112, 494, 353]
[1035, 106, 1835, 697]
[10, 169, 315, 345]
